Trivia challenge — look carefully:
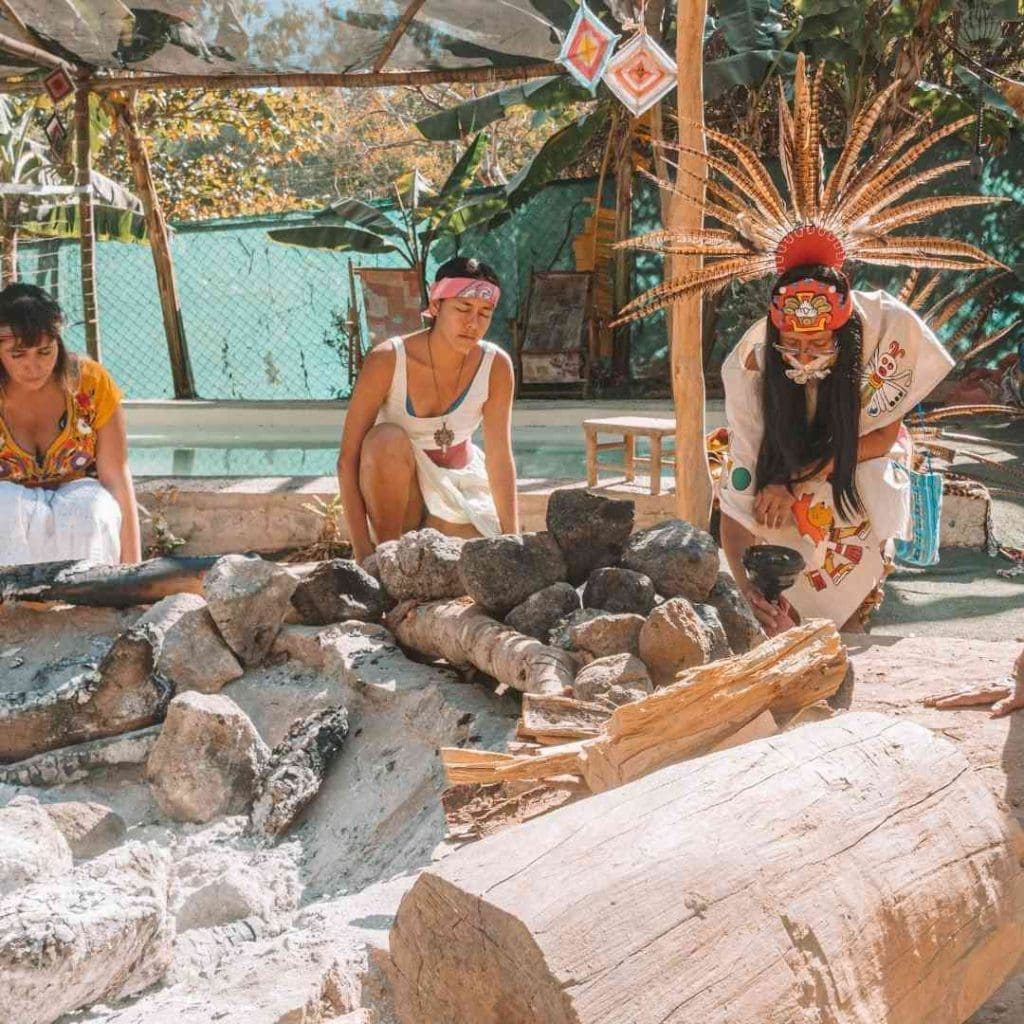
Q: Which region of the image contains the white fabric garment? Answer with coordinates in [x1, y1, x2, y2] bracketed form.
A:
[0, 477, 121, 566]
[376, 337, 501, 537]
[719, 290, 954, 628]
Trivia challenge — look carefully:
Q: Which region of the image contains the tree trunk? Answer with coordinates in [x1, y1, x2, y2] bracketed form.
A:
[669, 0, 713, 527]
[386, 597, 575, 696]
[442, 619, 846, 792]
[0, 555, 216, 608]
[75, 84, 102, 362]
[1, 222, 17, 285]
[391, 713, 1024, 1024]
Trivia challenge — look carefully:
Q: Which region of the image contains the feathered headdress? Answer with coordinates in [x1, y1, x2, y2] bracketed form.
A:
[612, 53, 1009, 326]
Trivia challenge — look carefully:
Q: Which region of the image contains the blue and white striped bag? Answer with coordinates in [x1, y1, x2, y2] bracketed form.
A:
[894, 463, 943, 567]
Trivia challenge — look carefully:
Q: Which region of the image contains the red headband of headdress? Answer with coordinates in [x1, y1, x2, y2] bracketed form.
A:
[769, 226, 851, 332]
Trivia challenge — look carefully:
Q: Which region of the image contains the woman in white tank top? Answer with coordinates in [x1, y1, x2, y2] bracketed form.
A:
[338, 257, 518, 561]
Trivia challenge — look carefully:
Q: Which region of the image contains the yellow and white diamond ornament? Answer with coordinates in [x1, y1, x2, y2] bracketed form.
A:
[557, 1, 620, 93]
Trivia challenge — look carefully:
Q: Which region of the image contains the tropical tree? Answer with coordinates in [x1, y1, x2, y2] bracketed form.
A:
[0, 95, 145, 285]
[266, 132, 507, 299]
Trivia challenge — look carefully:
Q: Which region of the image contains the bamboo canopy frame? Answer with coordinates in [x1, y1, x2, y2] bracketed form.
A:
[0, 2, 719, 511]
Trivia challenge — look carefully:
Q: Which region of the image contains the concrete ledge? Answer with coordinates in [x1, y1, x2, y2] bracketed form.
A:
[137, 474, 993, 558]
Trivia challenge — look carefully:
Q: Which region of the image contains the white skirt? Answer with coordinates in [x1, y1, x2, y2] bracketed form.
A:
[0, 478, 121, 566]
[413, 442, 500, 537]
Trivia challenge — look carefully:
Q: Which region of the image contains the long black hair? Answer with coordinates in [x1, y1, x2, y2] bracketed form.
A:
[755, 264, 864, 520]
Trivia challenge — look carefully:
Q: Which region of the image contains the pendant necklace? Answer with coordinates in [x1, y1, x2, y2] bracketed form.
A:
[427, 333, 470, 454]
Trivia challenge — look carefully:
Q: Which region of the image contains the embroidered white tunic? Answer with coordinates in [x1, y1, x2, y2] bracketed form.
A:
[719, 289, 954, 627]
[376, 336, 501, 537]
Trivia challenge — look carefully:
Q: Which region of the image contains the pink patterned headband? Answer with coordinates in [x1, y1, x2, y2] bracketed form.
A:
[428, 277, 501, 306]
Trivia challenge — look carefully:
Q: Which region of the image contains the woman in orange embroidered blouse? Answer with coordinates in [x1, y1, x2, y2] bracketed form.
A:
[0, 283, 140, 565]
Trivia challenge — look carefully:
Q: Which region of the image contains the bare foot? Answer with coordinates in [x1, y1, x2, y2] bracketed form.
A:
[923, 650, 1024, 717]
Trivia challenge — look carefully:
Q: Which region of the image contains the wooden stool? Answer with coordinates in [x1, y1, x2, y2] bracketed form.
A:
[582, 416, 676, 496]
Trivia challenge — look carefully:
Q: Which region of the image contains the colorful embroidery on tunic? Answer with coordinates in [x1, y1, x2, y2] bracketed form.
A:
[792, 492, 835, 544]
[805, 521, 871, 591]
[0, 360, 120, 487]
[861, 339, 912, 417]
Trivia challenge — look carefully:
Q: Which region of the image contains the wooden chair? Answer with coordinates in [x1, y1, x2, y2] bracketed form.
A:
[582, 416, 676, 496]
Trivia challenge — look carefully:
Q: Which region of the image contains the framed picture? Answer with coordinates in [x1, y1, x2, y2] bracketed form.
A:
[518, 271, 592, 384]
[44, 66, 75, 104]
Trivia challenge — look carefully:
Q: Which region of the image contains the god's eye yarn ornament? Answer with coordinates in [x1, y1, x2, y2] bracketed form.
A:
[602, 28, 677, 117]
[557, 1, 620, 94]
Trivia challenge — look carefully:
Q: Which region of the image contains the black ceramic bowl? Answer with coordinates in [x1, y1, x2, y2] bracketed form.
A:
[742, 544, 806, 602]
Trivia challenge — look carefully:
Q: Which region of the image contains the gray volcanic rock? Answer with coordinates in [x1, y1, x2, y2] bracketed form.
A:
[621, 519, 719, 603]
[582, 567, 657, 616]
[459, 533, 567, 617]
[375, 529, 465, 602]
[546, 488, 635, 583]
[290, 559, 385, 625]
[707, 572, 766, 654]
[505, 582, 581, 641]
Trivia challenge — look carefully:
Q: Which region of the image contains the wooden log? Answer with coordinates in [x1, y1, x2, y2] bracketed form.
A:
[0, 556, 216, 607]
[249, 705, 349, 839]
[518, 694, 610, 744]
[390, 713, 1024, 1024]
[442, 619, 846, 792]
[387, 597, 575, 696]
[0, 592, 204, 761]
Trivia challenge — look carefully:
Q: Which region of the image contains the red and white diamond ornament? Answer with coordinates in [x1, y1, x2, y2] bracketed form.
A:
[603, 30, 677, 116]
[557, 1, 620, 94]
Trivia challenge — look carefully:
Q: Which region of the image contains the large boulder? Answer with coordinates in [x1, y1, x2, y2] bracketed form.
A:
[562, 610, 645, 661]
[693, 603, 733, 662]
[572, 654, 653, 703]
[42, 801, 126, 860]
[546, 488, 635, 583]
[582, 567, 656, 616]
[505, 582, 581, 641]
[146, 692, 270, 824]
[375, 529, 465, 602]
[0, 796, 72, 896]
[639, 597, 712, 687]
[0, 843, 174, 1024]
[621, 519, 720, 603]
[203, 555, 298, 667]
[139, 593, 243, 694]
[460, 533, 567, 617]
[290, 559, 385, 626]
[706, 572, 766, 654]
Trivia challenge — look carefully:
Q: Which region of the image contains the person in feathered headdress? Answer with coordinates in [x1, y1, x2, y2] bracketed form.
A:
[615, 54, 1008, 634]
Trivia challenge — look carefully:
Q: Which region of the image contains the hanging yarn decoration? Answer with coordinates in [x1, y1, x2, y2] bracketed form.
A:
[557, 1, 620, 94]
[602, 24, 677, 117]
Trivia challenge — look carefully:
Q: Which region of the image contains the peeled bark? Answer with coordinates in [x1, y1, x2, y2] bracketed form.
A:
[442, 619, 846, 792]
[387, 597, 575, 695]
[391, 713, 1024, 1024]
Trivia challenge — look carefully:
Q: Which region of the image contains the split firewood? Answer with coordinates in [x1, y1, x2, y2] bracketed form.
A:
[249, 706, 349, 839]
[0, 600, 191, 762]
[392, 714, 1024, 1024]
[0, 556, 216, 608]
[517, 694, 611, 745]
[387, 597, 575, 695]
[441, 778, 587, 841]
[441, 619, 847, 793]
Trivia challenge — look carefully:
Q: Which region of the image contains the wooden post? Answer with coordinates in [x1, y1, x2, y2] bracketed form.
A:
[118, 96, 196, 399]
[74, 84, 101, 362]
[611, 117, 634, 381]
[668, 0, 713, 528]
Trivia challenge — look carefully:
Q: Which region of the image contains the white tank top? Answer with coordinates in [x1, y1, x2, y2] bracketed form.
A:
[378, 336, 497, 452]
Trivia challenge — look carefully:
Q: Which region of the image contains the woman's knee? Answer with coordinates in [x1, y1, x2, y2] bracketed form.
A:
[361, 424, 415, 474]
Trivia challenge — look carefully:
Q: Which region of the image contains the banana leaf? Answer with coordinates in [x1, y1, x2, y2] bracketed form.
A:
[315, 196, 405, 238]
[716, 0, 786, 51]
[266, 222, 404, 255]
[423, 132, 488, 230]
[705, 50, 796, 99]
[416, 76, 592, 141]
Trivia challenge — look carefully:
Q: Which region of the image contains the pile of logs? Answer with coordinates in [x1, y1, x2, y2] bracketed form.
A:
[441, 619, 847, 801]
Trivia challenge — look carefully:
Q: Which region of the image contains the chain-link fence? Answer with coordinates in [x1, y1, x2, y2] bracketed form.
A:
[14, 134, 1023, 400]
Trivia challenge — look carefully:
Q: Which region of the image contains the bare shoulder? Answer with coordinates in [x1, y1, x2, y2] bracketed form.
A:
[488, 343, 514, 377]
[352, 342, 397, 398]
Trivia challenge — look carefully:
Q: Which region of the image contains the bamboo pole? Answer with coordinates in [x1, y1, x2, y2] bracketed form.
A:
[668, 0, 713, 528]
[74, 84, 101, 362]
[0, 62, 564, 96]
[611, 116, 634, 381]
[118, 96, 196, 399]
[0, 29, 66, 69]
[372, 0, 428, 73]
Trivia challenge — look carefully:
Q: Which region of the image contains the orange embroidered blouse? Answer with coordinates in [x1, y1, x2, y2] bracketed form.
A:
[0, 357, 123, 488]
